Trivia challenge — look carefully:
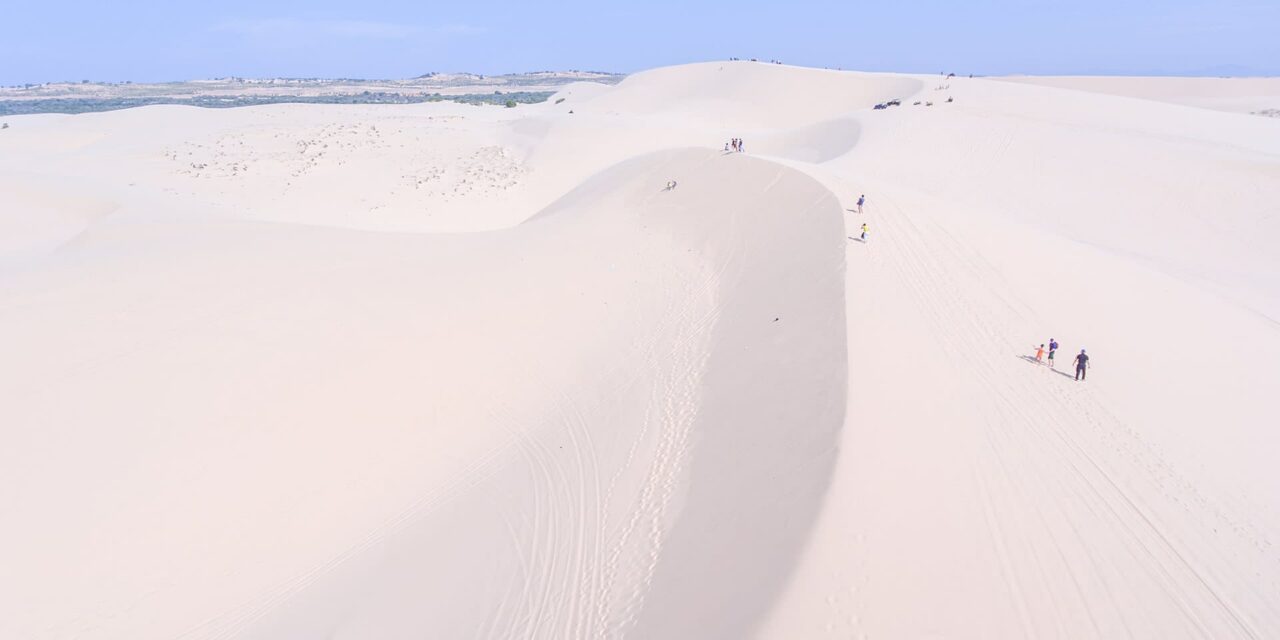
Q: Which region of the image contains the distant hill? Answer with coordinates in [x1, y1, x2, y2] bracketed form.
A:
[0, 71, 627, 115]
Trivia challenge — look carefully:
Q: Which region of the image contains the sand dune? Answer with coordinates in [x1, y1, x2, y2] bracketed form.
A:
[1002, 75, 1280, 116]
[1, 62, 1277, 639]
[583, 63, 921, 126]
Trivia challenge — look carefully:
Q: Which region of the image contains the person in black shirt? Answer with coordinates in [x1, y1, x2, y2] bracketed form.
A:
[1074, 349, 1090, 381]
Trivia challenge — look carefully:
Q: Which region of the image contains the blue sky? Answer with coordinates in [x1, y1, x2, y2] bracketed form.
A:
[5, 0, 1279, 84]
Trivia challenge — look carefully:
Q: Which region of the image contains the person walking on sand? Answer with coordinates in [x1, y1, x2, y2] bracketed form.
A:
[1074, 349, 1090, 381]
[860, 223, 869, 241]
[857, 194, 865, 214]
[1048, 338, 1059, 368]
[1034, 344, 1045, 364]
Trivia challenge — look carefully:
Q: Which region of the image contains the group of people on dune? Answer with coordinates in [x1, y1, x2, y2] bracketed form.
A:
[1034, 339, 1091, 380]
[725, 138, 745, 153]
[852, 194, 867, 240]
[848, 194, 1091, 382]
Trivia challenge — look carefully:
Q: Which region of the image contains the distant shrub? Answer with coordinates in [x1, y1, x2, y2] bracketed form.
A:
[0, 89, 556, 116]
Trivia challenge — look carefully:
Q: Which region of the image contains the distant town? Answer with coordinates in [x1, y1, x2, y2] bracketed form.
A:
[0, 71, 625, 115]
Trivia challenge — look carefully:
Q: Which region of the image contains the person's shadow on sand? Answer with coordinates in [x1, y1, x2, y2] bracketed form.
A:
[848, 236, 865, 243]
[1017, 354, 1075, 379]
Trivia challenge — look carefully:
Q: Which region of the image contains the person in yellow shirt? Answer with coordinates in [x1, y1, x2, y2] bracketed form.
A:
[860, 223, 869, 241]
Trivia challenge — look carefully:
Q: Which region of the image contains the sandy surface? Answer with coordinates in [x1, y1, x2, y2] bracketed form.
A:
[1, 62, 1278, 639]
[1001, 75, 1280, 116]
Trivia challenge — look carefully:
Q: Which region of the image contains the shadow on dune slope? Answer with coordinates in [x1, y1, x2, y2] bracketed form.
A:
[578, 61, 922, 129]
[753, 117, 862, 163]
[585, 149, 849, 639]
[235, 148, 848, 639]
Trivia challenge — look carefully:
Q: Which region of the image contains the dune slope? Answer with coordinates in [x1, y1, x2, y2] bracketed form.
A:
[0, 144, 847, 639]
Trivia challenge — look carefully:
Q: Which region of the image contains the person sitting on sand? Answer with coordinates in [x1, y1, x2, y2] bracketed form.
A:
[665, 180, 677, 191]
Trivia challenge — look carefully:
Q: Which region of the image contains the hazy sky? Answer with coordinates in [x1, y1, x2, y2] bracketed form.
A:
[5, 0, 1279, 84]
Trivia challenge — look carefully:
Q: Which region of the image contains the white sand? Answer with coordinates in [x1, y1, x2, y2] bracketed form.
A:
[1, 61, 1277, 639]
[1001, 75, 1280, 116]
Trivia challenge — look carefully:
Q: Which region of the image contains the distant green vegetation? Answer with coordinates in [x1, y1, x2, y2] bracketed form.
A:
[0, 91, 556, 116]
